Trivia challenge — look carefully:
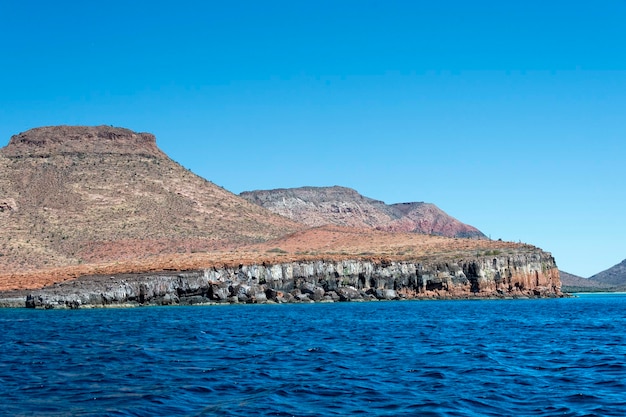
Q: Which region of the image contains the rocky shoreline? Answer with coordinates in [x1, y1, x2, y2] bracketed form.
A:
[0, 254, 562, 309]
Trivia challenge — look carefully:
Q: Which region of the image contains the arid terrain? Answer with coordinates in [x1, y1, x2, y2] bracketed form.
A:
[559, 271, 612, 292]
[0, 225, 535, 292]
[588, 258, 626, 287]
[560, 260, 626, 292]
[0, 126, 302, 289]
[0, 126, 557, 292]
[241, 186, 485, 238]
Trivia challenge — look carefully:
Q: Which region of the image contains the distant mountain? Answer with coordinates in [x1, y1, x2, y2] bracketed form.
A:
[559, 270, 613, 293]
[560, 259, 626, 293]
[240, 186, 486, 239]
[589, 259, 626, 288]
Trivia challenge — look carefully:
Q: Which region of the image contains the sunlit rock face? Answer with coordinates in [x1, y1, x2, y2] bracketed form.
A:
[2, 125, 163, 158]
[240, 186, 486, 239]
[24, 251, 561, 308]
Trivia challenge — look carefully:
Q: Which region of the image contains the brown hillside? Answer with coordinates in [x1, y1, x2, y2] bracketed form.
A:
[0, 126, 553, 293]
[240, 186, 485, 239]
[589, 258, 626, 287]
[381, 202, 484, 238]
[0, 225, 535, 292]
[0, 126, 303, 280]
[559, 270, 613, 292]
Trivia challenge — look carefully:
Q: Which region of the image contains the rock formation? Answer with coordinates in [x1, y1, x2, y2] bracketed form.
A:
[240, 186, 485, 239]
[2, 125, 164, 158]
[22, 251, 561, 309]
[0, 125, 562, 301]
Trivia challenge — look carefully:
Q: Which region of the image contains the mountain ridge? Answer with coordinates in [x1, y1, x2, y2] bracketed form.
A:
[559, 270, 613, 292]
[589, 258, 626, 288]
[240, 185, 486, 239]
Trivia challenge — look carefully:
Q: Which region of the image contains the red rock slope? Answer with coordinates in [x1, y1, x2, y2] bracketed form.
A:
[240, 186, 485, 239]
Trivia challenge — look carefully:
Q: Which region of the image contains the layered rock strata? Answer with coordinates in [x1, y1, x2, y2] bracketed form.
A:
[2, 125, 164, 158]
[22, 252, 561, 309]
[240, 186, 486, 239]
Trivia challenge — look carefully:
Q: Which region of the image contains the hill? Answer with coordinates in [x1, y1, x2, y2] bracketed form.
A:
[0, 126, 302, 285]
[589, 259, 626, 288]
[240, 186, 485, 239]
[0, 126, 560, 298]
[559, 270, 613, 293]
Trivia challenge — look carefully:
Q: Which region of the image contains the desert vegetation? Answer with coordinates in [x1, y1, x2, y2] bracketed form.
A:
[0, 126, 547, 291]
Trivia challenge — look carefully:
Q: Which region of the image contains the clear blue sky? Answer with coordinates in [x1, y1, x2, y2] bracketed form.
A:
[1, 1, 625, 277]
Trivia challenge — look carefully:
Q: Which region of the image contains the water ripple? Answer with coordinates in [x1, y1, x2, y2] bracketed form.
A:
[1, 294, 626, 416]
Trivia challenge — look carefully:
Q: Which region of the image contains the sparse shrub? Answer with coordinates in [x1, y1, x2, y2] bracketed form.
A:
[267, 247, 287, 254]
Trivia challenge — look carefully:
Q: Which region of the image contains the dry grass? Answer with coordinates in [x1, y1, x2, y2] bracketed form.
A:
[0, 133, 302, 285]
[0, 225, 533, 291]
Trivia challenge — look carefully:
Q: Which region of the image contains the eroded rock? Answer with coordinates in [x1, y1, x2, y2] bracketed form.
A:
[18, 253, 562, 308]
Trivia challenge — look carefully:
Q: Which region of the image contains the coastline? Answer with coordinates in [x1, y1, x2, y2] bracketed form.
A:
[1, 255, 562, 309]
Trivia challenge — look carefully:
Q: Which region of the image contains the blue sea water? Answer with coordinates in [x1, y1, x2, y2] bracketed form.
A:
[1, 294, 625, 416]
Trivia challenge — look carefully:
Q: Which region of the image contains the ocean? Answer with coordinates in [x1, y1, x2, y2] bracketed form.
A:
[1, 294, 625, 416]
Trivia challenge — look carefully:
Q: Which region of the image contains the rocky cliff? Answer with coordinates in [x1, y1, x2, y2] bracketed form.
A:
[22, 251, 561, 309]
[240, 186, 485, 239]
[2, 125, 164, 158]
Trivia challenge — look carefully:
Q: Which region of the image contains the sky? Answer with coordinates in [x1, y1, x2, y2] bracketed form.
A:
[1, 1, 624, 277]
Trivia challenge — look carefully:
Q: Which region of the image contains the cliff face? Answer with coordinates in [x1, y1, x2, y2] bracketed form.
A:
[240, 186, 486, 239]
[241, 186, 391, 228]
[2, 125, 164, 158]
[23, 251, 561, 309]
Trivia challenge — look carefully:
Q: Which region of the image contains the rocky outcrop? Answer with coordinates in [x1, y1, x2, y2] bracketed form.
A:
[2, 125, 165, 158]
[241, 186, 393, 229]
[240, 186, 486, 239]
[0, 198, 17, 213]
[0, 294, 27, 308]
[382, 202, 484, 238]
[21, 252, 561, 309]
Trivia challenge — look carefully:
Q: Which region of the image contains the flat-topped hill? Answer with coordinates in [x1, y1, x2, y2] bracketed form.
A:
[2, 125, 165, 158]
[0, 126, 302, 287]
[241, 186, 485, 239]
